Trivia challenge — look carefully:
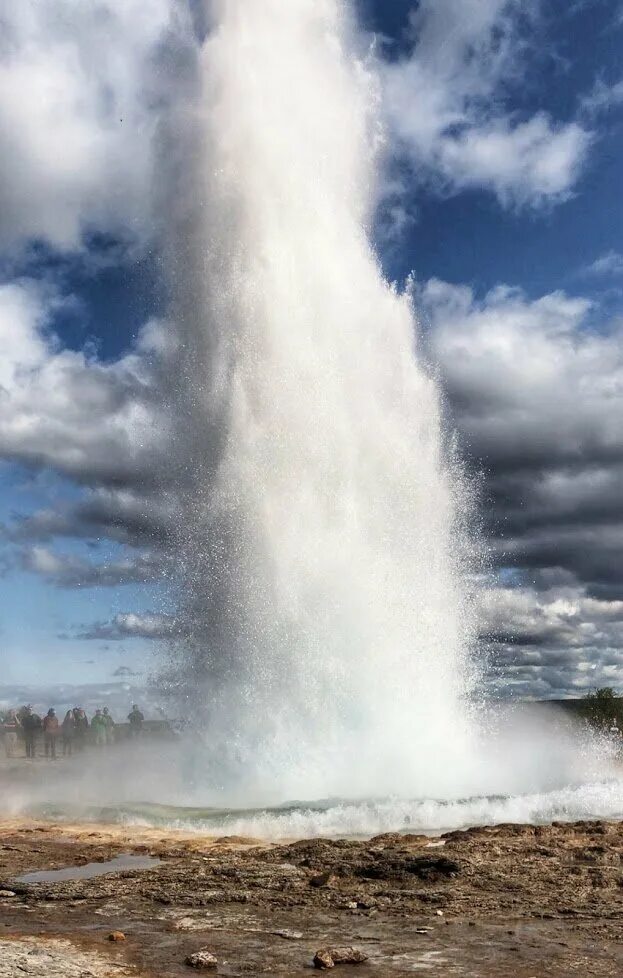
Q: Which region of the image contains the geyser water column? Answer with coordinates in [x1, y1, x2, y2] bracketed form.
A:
[166, 0, 480, 803]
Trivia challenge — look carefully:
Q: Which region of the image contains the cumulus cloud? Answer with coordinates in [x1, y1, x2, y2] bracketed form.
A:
[0, 0, 177, 253]
[0, 279, 173, 485]
[6, 490, 179, 549]
[19, 545, 168, 588]
[381, 0, 592, 208]
[582, 250, 623, 278]
[580, 78, 623, 118]
[0, 277, 182, 592]
[480, 584, 623, 697]
[419, 277, 623, 694]
[424, 279, 623, 476]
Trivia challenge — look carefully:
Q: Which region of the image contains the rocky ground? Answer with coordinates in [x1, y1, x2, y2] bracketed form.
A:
[0, 818, 622, 976]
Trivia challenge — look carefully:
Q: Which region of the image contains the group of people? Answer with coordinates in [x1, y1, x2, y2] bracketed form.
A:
[1, 704, 145, 759]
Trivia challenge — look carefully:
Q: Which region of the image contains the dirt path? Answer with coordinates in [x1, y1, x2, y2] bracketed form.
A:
[0, 818, 622, 976]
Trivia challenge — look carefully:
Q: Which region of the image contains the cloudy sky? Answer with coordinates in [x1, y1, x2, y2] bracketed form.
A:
[1, 0, 622, 700]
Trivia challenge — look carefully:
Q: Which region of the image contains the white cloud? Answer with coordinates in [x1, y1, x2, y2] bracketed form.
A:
[582, 250, 623, 278]
[381, 0, 592, 208]
[420, 276, 623, 694]
[482, 584, 623, 649]
[0, 280, 51, 387]
[580, 78, 623, 118]
[481, 583, 623, 695]
[0, 279, 172, 485]
[0, 0, 177, 252]
[423, 278, 623, 467]
[19, 545, 167, 588]
[0, 277, 181, 598]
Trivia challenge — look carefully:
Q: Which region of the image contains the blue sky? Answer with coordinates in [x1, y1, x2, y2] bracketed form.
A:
[1, 0, 623, 697]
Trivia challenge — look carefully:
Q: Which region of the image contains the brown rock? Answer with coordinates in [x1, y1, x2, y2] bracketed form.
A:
[313, 947, 368, 969]
[108, 931, 126, 942]
[313, 949, 335, 969]
[185, 949, 218, 969]
[310, 871, 333, 888]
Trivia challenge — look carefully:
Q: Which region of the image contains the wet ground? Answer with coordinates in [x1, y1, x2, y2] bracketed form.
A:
[0, 818, 622, 976]
[15, 853, 161, 884]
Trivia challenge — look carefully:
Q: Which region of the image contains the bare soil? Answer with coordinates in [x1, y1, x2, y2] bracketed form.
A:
[0, 817, 622, 976]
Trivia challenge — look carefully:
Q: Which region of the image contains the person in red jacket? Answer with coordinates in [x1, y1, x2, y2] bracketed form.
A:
[42, 708, 60, 760]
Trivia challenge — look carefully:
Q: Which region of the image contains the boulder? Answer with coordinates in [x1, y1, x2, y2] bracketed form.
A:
[313, 946, 368, 969]
[185, 949, 218, 970]
[310, 871, 333, 888]
[107, 932, 126, 942]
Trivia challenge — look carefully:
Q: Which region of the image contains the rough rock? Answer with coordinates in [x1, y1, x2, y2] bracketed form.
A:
[185, 948, 218, 969]
[0, 890, 16, 897]
[273, 928, 303, 939]
[313, 946, 369, 969]
[174, 916, 205, 931]
[352, 853, 460, 882]
[0, 937, 135, 978]
[310, 871, 334, 888]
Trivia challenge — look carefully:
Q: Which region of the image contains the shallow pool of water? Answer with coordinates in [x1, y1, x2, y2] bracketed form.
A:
[16, 853, 161, 884]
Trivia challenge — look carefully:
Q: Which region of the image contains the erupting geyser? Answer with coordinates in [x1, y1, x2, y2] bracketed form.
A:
[164, 0, 481, 803]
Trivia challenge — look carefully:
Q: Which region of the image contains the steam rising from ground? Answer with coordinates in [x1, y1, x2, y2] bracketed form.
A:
[3, 709, 621, 837]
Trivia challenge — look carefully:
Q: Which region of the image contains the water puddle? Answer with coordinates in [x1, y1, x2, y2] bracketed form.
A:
[16, 853, 161, 884]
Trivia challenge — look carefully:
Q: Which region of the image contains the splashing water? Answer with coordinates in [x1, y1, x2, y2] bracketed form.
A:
[159, 0, 480, 804]
[152, 0, 622, 815]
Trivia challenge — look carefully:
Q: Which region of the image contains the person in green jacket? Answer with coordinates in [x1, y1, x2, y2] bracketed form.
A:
[91, 709, 107, 747]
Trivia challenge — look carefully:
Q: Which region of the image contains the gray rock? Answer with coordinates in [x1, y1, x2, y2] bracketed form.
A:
[313, 946, 369, 969]
[185, 948, 218, 970]
[0, 937, 135, 977]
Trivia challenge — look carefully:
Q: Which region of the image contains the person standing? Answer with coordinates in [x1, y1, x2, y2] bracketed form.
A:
[2, 710, 20, 758]
[102, 707, 115, 746]
[91, 709, 107, 747]
[127, 704, 144, 738]
[42, 708, 60, 759]
[61, 710, 75, 756]
[73, 708, 89, 751]
[21, 706, 41, 759]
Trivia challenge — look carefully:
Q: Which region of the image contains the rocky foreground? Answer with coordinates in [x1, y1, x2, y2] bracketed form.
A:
[0, 818, 622, 976]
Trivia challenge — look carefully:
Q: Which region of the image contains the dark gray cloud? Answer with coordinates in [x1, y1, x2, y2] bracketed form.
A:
[421, 278, 623, 695]
[6, 489, 179, 548]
